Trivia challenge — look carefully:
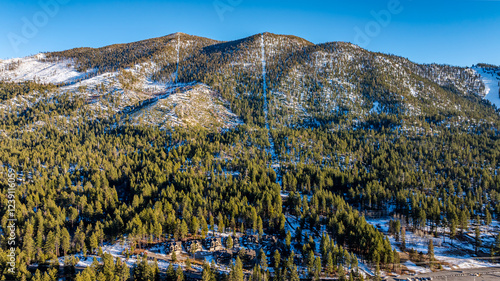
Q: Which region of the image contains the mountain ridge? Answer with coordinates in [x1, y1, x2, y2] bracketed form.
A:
[1, 32, 499, 131]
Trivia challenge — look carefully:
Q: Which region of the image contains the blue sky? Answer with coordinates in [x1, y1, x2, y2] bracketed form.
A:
[1, 0, 499, 66]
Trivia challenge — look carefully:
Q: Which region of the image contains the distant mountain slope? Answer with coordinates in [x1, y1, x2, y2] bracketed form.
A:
[266, 42, 493, 127]
[473, 65, 500, 108]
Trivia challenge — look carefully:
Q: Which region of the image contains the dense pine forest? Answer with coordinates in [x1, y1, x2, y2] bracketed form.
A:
[0, 33, 499, 281]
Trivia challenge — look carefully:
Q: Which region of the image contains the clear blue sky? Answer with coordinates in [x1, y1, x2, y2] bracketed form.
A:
[1, 0, 499, 66]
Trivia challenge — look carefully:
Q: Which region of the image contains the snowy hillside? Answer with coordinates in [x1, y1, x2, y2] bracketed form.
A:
[0, 47, 242, 130]
[473, 66, 500, 109]
[128, 83, 243, 130]
[0, 53, 93, 84]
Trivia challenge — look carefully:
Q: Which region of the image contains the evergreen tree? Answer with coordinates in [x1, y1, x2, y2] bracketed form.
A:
[61, 228, 71, 256]
[393, 249, 400, 273]
[326, 252, 334, 276]
[338, 264, 346, 281]
[494, 233, 500, 257]
[401, 228, 406, 251]
[475, 226, 482, 256]
[172, 251, 177, 263]
[273, 250, 281, 270]
[259, 249, 268, 271]
[166, 263, 176, 281]
[202, 262, 213, 281]
[227, 236, 234, 249]
[233, 256, 244, 281]
[428, 239, 435, 268]
[176, 266, 185, 281]
[313, 256, 322, 281]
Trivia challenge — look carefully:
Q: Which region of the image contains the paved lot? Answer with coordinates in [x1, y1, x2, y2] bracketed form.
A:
[387, 267, 500, 281]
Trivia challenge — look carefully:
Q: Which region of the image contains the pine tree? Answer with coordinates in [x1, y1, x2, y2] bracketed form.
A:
[485, 209, 492, 225]
[201, 216, 208, 239]
[289, 262, 300, 281]
[227, 236, 233, 249]
[63, 256, 77, 280]
[475, 226, 482, 256]
[428, 239, 435, 268]
[166, 263, 176, 281]
[251, 265, 262, 281]
[314, 256, 322, 281]
[176, 266, 184, 281]
[450, 218, 458, 241]
[44, 231, 56, 256]
[295, 227, 302, 244]
[33, 270, 42, 281]
[259, 248, 268, 271]
[338, 264, 346, 281]
[393, 249, 400, 273]
[273, 250, 281, 270]
[170, 249, 177, 262]
[191, 216, 199, 236]
[116, 258, 130, 281]
[234, 256, 244, 281]
[209, 215, 215, 235]
[218, 213, 225, 234]
[202, 262, 213, 281]
[23, 233, 35, 264]
[395, 220, 401, 242]
[374, 263, 381, 281]
[133, 255, 150, 281]
[401, 227, 406, 251]
[373, 252, 381, 281]
[258, 216, 264, 239]
[153, 260, 161, 281]
[326, 252, 334, 276]
[248, 208, 256, 234]
[307, 250, 315, 278]
[61, 228, 71, 256]
[90, 232, 99, 254]
[180, 220, 189, 239]
[494, 233, 500, 257]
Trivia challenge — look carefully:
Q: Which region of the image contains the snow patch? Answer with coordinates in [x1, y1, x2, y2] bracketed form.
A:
[474, 67, 500, 109]
[0, 53, 93, 84]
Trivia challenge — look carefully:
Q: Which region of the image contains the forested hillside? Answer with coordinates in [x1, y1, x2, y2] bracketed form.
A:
[0, 32, 499, 281]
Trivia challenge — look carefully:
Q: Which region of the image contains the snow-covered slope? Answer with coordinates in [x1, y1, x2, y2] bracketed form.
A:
[473, 66, 500, 109]
[0, 53, 92, 84]
[129, 83, 243, 130]
[0, 51, 243, 130]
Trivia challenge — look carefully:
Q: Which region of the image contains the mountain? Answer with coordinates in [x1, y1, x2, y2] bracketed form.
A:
[1, 32, 498, 132]
[2, 33, 500, 280]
